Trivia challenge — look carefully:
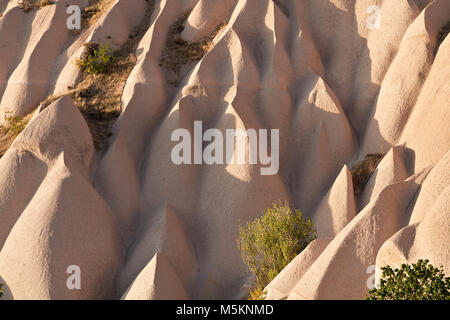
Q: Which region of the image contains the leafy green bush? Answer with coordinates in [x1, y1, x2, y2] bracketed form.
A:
[437, 20, 450, 47]
[367, 259, 450, 300]
[76, 43, 117, 74]
[0, 283, 3, 298]
[19, 0, 54, 13]
[238, 202, 316, 299]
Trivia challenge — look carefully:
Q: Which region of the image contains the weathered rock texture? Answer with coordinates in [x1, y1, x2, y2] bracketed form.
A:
[0, 0, 448, 300]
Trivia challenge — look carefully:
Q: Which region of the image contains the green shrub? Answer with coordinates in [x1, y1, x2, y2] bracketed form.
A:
[76, 43, 117, 74]
[238, 202, 316, 299]
[0, 283, 3, 298]
[367, 259, 450, 300]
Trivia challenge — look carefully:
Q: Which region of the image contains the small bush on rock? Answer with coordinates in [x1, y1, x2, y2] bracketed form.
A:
[238, 202, 316, 299]
[437, 21, 450, 48]
[367, 259, 450, 300]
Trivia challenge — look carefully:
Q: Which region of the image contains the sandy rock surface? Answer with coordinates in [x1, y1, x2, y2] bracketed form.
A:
[0, 0, 448, 299]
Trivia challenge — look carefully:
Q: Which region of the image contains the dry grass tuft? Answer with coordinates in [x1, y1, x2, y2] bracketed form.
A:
[10, 0, 155, 154]
[70, 0, 116, 36]
[159, 10, 225, 86]
[350, 153, 384, 198]
[76, 43, 118, 74]
[18, 0, 54, 13]
[182, 84, 208, 97]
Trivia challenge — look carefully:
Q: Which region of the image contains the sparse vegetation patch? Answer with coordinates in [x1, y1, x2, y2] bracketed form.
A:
[238, 202, 316, 300]
[18, 0, 54, 13]
[160, 10, 225, 85]
[2, 111, 28, 135]
[273, 0, 289, 17]
[351, 153, 384, 198]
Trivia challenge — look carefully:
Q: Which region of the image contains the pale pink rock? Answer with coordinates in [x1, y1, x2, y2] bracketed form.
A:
[0, 3, 67, 120]
[52, 0, 148, 94]
[122, 253, 188, 300]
